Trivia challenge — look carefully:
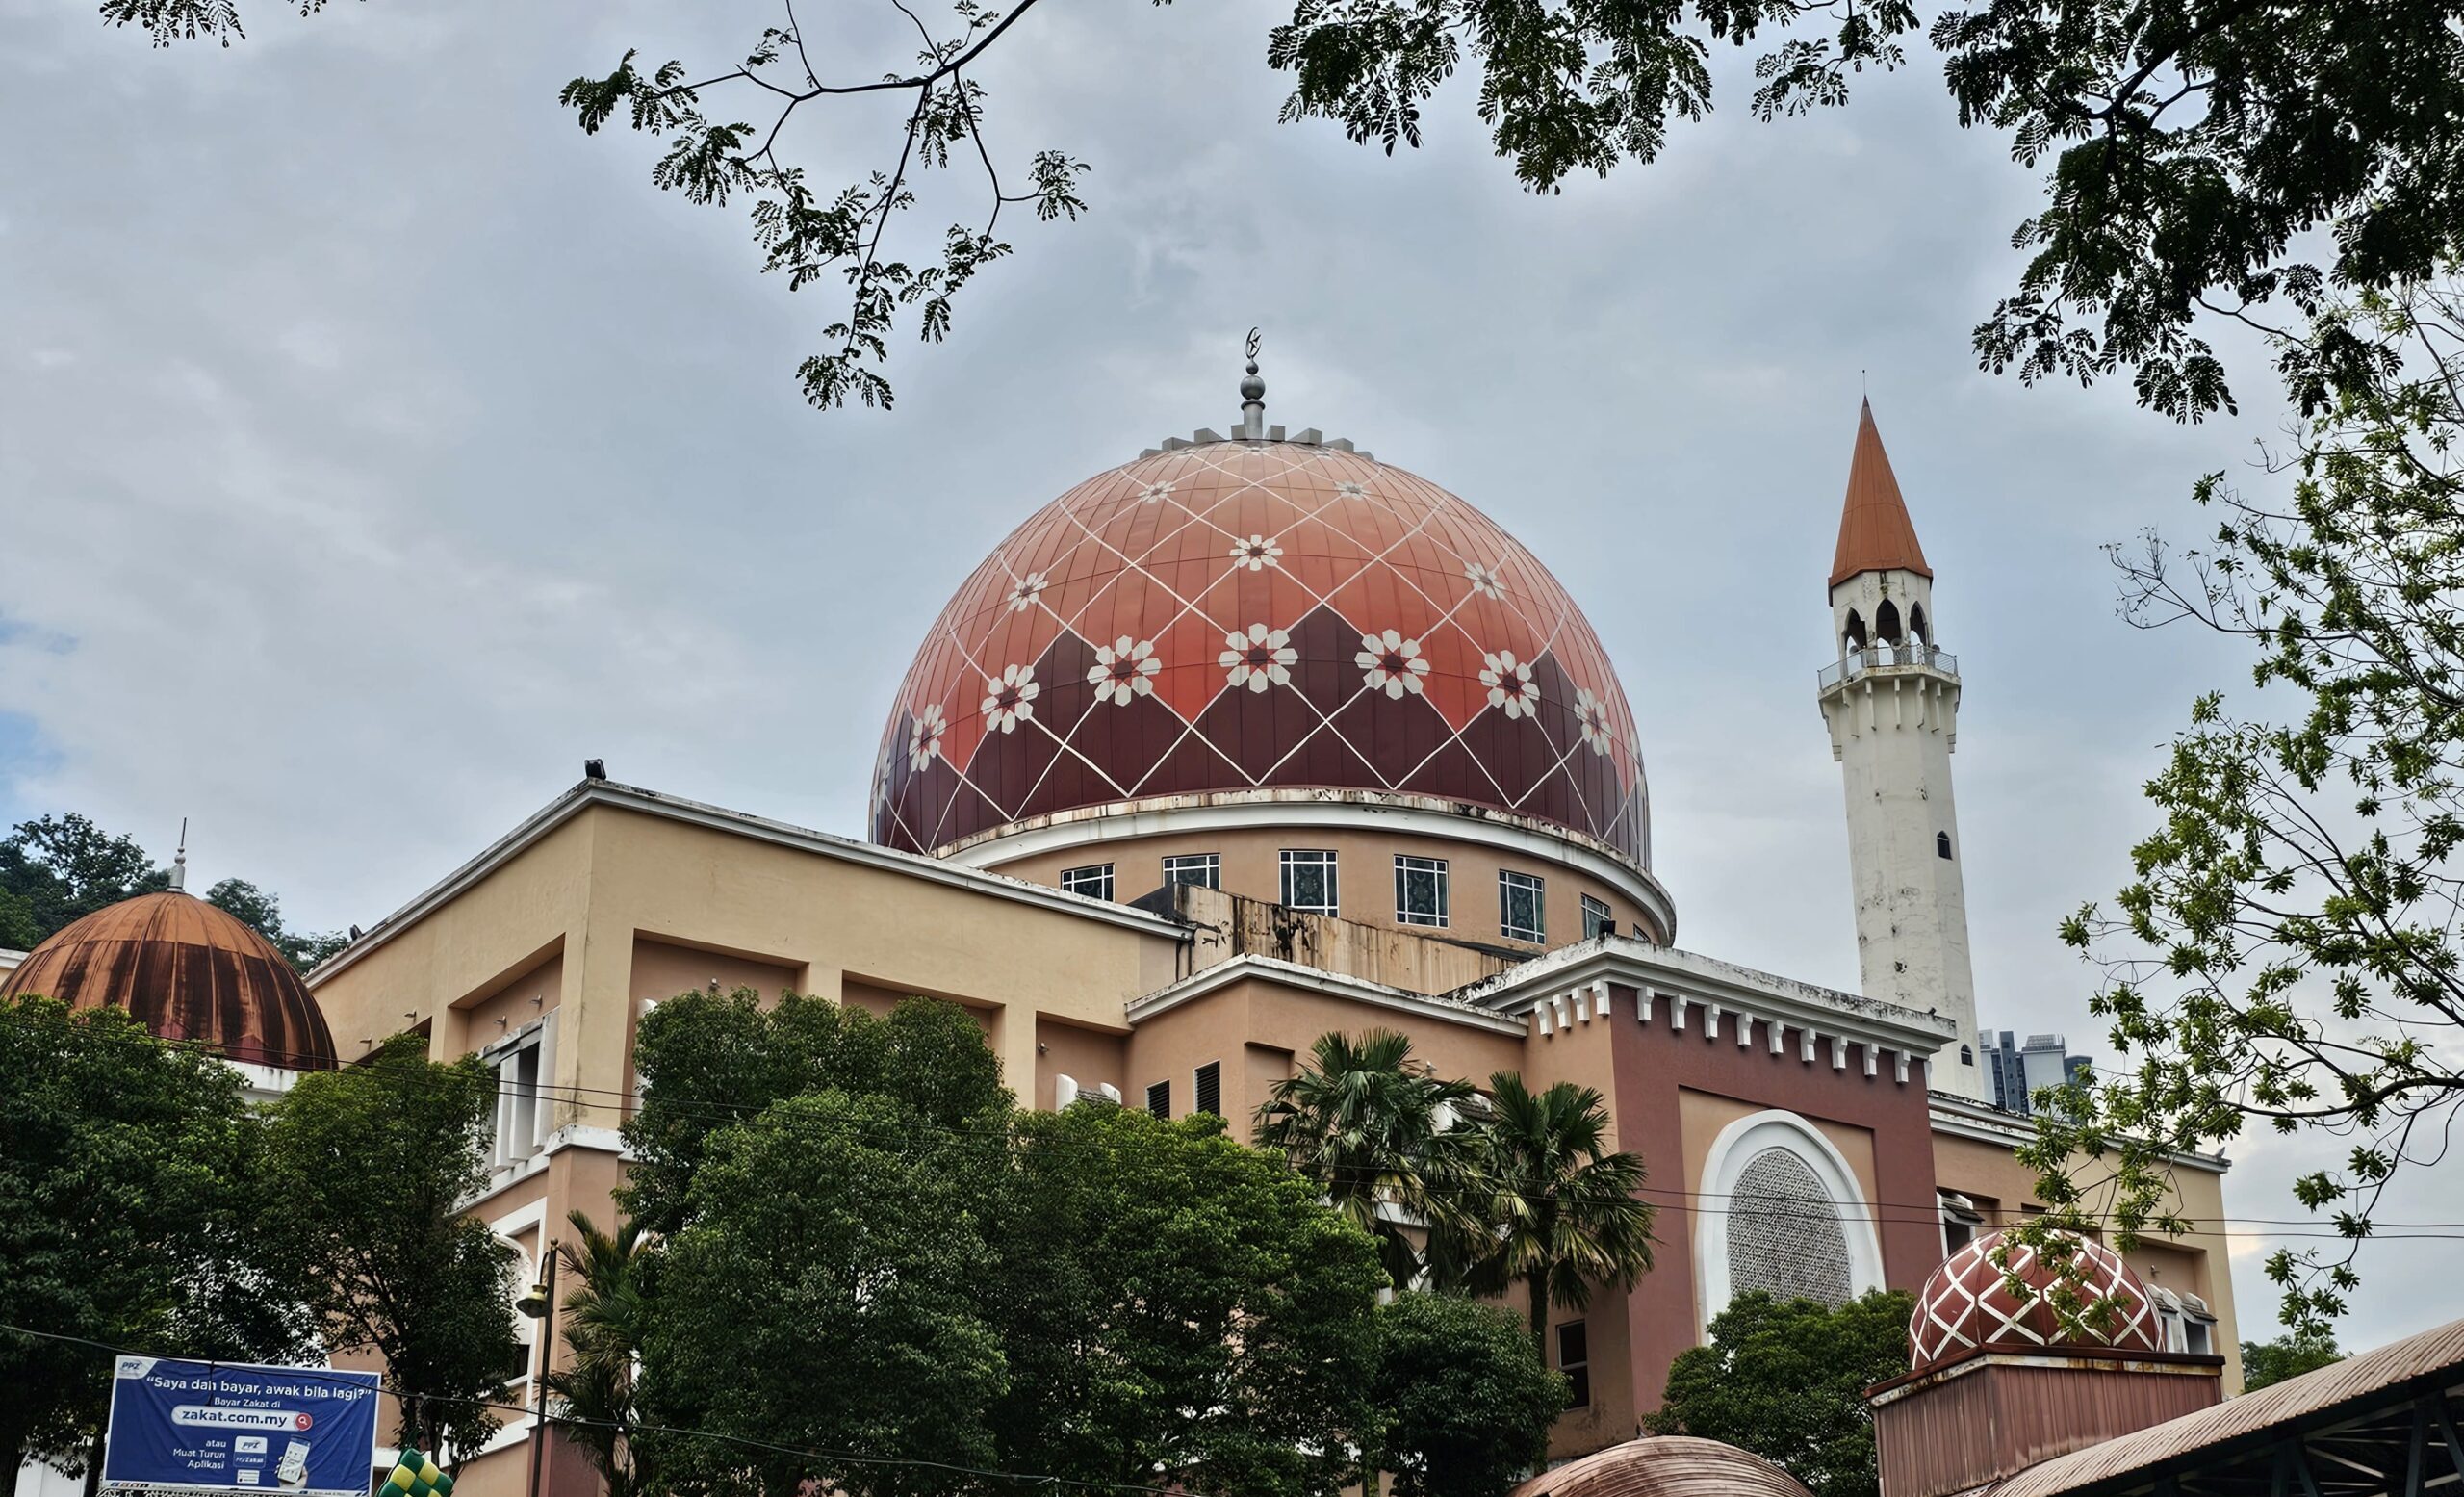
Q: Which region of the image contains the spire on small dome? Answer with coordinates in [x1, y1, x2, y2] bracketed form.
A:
[169, 817, 189, 892]
[1237, 327, 1267, 440]
[1829, 398, 1933, 587]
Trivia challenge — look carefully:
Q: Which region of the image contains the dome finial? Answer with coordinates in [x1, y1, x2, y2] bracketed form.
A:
[1238, 327, 1267, 440]
[169, 817, 189, 892]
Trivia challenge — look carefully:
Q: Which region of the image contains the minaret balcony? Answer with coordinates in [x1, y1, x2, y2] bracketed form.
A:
[1816, 642, 1959, 692]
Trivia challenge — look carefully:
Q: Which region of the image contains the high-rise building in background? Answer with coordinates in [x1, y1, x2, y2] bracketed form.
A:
[1982, 1029, 2093, 1116]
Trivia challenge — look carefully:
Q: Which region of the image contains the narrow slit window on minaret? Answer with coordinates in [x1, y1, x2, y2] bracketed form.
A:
[1937, 832, 1953, 860]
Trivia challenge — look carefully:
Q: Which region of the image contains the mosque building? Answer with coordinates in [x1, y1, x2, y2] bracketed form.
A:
[1, 370, 2242, 1489]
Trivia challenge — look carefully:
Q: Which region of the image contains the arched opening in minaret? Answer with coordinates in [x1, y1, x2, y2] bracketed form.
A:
[1875, 599, 1903, 644]
[1842, 609, 1867, 651]
[1910, 603, 1930, 643]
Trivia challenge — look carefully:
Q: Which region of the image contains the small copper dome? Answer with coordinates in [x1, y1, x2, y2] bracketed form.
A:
[0, 890, 337, 1070]
[1511, 1436, 1813, 1497]
[1909, 1228, 2162, 1372]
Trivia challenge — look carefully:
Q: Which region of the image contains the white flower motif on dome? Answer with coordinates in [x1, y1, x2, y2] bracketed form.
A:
[906, 703, 947, 772]
[1353, 630, 1430, 700]
[1006, 572, 1049, 613]
[1138, 479, 1176, 505]
[1086, 636, 1161, 707]
[1464, 561, 1506, 601]
[1229, 534, 1283, 572]
[1575, 687, 1614, 754]
[1479, 651, 1539, 719]
[1219, 623, 1296, 693]
[979, 663, 1040, 734]
[1333, 479, 1369, 499]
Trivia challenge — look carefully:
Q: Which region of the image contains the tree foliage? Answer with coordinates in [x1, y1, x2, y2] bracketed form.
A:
[0, 997, 314, 1497]
[0, 813, 342, 973]
[553, 0, 1088, 411]
[2030, 273, 2464, 1335]
[1367, 1291, 1565, 1497]
[96, 0, 2464, 418]
[620, 987, 1008, 1236]
[1253, 1027, 1482, 1287]
[986, 1102, 1384, 1497]
[1454, 1072, 1656, 1348]
[2240, 1327, 2343, 1392]
[1255, 1032, 1656, 1338]
[541, 1210, 654, 1497]
[0, 813, 167, 951]
[1646, 1289, 1915, 1497]
[257, 1034, 521, 1460]
[642, 1089, 1011, 1497]
[1938, 1, 2464, 421]
[629, 995, 1587, 1496]
[202, 877, 348, 972]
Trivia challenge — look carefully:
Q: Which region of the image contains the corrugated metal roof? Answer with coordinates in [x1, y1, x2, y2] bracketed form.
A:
[1984, 1316, 2464, 1496]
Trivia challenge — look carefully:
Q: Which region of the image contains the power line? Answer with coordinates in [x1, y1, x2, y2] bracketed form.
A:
[38, 1022, 2451, 1239]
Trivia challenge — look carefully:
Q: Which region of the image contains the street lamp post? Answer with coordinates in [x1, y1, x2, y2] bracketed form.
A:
[518, 1241, 560, 1497]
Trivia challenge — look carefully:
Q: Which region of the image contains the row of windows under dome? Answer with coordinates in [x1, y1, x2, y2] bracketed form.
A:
[1055, 851, 1623, 943]
[1840, 598, 1931, 651]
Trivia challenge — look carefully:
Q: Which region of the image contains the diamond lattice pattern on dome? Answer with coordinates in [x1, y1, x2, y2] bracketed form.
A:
[871, 442, 1648, 862]
[1909, 1229, 2163, 1371]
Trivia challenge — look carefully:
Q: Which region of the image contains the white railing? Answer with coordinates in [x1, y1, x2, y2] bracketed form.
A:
[1817, 643, 1958, 689]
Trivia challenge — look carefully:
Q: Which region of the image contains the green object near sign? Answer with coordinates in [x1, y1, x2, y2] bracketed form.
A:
[375, 1449, 454, 1497]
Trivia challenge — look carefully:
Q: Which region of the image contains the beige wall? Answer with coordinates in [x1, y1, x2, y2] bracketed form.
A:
[1177, 885, 1517, 997]
[1125, 973, 1528, 1139]
[319, 802, 1189, 1131]
[448, 948, 564, 1060]
[312, 798, 1194, 1491]
[988, 823, 1661, 950]
[309, 789, 2244, 1484]
[631, 937, 800, 1006]
[1035, 1015, 1131, 1111]
[1678, 1088, 1881, 1207]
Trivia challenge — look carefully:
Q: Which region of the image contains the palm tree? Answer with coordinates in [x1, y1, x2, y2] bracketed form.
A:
[1460, 1073, 1656, 1351]
[1253, 1029, 1482, 1286]
[541, 1209, 653, 1497]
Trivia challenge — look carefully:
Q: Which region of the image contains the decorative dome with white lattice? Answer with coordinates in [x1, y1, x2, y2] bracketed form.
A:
[1909, 1229, 2162, 1371]
[869, 434, 1647, 867]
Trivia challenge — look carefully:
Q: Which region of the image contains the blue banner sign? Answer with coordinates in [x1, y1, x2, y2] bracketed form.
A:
[102, 1356, 381, 1497]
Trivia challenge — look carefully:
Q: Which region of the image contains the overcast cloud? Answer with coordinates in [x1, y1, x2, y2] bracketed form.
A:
[5, 0, 2454, 1353]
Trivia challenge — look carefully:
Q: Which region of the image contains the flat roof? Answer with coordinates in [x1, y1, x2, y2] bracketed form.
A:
[308, 779, 1186, 986]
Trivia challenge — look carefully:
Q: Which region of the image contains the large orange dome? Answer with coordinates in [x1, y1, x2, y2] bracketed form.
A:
[0, 890, 337, 1070]
[869, 438, 1649, 868]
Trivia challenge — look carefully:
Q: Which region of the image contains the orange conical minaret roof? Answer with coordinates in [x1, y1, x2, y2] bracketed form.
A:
[1829, 399, 1932, 587]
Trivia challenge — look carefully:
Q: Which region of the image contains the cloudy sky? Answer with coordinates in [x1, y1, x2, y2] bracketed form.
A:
[5, 0, 2453, 1350]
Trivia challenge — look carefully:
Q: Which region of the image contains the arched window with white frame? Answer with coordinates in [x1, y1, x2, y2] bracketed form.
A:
[1694, 1109, 1886, 1331]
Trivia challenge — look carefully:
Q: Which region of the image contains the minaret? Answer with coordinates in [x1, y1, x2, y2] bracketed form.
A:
[1816, 400, 1984, 1099]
